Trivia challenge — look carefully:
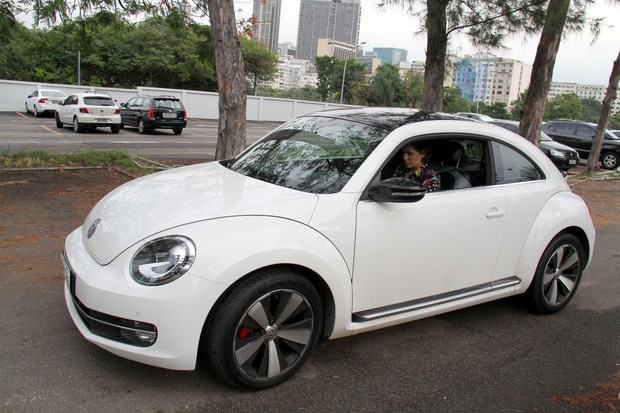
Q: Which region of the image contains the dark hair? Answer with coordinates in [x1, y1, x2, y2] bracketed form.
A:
[403, 142, 432, 162]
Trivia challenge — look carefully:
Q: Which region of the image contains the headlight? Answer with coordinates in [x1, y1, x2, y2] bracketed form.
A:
[550, 149, 566, 158]
[131, 236, 196, 286]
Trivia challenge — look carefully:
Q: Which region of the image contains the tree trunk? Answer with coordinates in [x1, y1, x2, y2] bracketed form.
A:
[207, 0, 247, 160]
[421, 0, 449, 112]
[519, 0, 570, 146]
[586, 50, 620, 176]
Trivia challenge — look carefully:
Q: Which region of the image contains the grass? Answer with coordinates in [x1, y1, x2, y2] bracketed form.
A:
[0, 150, 173, 176]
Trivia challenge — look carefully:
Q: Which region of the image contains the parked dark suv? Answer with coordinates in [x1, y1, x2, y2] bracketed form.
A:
[490, 120, 580, 172]
[120, 95, 187, 135]
[542, 119, 620, 169]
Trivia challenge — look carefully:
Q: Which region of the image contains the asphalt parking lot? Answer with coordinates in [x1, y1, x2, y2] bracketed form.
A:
[1, 164, 619, 412]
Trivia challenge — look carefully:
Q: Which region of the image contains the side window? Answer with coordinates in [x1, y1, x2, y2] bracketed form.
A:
[63, 95, 73, 105]
[493, 142, 543, 184]
[126, 98, 136, 106]
[575, 125, 594, 138]
[71, 96, 79, 105]
[554, 123, 575, 134]
[380, 137, 489, 191]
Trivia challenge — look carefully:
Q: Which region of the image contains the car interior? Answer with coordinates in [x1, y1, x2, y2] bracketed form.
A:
[380, 137, 489, 191]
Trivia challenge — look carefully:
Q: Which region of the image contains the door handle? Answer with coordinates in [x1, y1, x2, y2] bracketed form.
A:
[486, 207, 505, 219]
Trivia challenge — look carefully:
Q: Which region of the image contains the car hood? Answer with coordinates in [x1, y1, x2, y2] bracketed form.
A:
[82, 162, 319, 265]
[539, 140, 577, 153]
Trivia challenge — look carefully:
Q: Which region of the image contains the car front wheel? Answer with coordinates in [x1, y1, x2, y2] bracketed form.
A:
[205, 268, 323, 389]
[55, 113, 63, 128]
[526, 233, 584, 314]
[601, 152, 619, 170]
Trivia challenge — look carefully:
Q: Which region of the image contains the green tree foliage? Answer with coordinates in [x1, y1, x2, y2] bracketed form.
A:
[240, 37, 279, 96]
[610, 113, 620, 129]
[400, 71, 424, 108]
[0, 13, 221, 90]
[476, 102, 510, 119]
[543, 92, 583, 120]
[315, 55, 336, 102]
[581, 98, 602, 123]
[442, 86, 471, 113]
[510, 90, 527, 120]
[315, 56, 366, 103]
[369, 63, 402, 106]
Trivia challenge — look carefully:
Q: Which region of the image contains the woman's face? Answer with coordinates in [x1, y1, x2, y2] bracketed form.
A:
[402, 145, 426, 170]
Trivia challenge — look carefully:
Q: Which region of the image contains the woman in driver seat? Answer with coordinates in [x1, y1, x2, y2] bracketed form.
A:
[394, 142, 440, 192]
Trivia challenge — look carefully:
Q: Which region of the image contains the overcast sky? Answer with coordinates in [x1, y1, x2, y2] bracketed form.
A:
[235, 0, 620, 85]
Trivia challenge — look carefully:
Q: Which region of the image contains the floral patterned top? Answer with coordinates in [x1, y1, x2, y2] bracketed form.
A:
[394, 163, 441, 192]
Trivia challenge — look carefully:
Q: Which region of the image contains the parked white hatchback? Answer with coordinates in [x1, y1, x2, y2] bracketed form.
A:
[55, 92, 121, 133]
[62, 108, 595, 389]
[25, 89, 67, 117]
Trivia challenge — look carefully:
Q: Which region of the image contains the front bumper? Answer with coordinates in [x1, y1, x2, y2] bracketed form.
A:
[63, 228, 227, 370]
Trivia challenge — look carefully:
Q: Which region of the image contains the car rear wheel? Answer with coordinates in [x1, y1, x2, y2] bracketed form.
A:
[138, 119, 148, 134]
[110, 125, 120, 134]
[73, 117, 84, 133]
[172, 128, 183, 135]
[205, 268, 323, 389]
[601, 152, 619, 170]
[33, 106, 40, 117]
[526, 233, 584, 314]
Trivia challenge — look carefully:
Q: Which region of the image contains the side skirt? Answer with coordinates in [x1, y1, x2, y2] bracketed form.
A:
[352, 276, 521, 322]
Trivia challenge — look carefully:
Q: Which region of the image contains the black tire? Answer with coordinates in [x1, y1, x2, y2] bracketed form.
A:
[110, 125, 120, 134]
[55, 113, 63, 129]
[600, 152, 618, 170]
[205, 268, 323, 389]
[73, 117, 83, 133]
[526, 233, 584, 314]
[172, 128, 183, 135]
[25, 103, 30, 114]
[138, 119, 148, 134]
[33, 106, 40, 117]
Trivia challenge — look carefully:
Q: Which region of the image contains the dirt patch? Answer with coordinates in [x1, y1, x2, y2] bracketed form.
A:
[570, 178, 620, 227]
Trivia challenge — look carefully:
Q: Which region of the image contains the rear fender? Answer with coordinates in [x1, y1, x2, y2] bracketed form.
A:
[514, 191, 595, 293]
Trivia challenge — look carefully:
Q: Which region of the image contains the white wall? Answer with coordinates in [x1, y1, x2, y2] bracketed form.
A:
[0, 79, 352, 121]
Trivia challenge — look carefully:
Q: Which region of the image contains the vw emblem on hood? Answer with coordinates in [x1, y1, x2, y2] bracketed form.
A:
[87, 218, 101, 239]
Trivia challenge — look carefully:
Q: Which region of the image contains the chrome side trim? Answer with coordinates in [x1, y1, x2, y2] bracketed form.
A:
[352, 276, 521, 322]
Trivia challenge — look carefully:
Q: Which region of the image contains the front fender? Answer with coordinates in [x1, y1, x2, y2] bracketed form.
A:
[177, 215, 354, 338]
[514, 191, 595, 293]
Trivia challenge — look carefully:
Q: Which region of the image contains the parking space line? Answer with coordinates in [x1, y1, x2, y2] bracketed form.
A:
[16, 112, 28, 118]
[40, 125, 63, 136]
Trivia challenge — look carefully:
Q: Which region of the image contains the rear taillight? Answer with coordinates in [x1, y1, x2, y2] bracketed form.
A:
[114, 108, 120, 114]
[79, 107, 89, 113]
[38, 98, 48, 103]
[182, 111, 187, 119]
[147, 108, 155, 118]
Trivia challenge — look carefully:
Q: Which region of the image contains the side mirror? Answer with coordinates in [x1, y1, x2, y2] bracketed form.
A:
[367, 177, 427, 203]
[120, 103, 127, 108]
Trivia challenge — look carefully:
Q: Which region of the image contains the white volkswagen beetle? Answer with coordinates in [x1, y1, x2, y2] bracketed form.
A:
[62, 108, 595, 389]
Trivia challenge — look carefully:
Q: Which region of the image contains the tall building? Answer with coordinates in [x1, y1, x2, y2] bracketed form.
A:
[373, 47, 408, 65]
[452, 53, 531, 106]
[297, 0, 361, 62]
[252, 0, 282, 52]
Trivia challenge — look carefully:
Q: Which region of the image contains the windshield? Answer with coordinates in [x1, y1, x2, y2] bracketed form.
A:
[540, 131, 552, 142]
[230, 115, 389, 194]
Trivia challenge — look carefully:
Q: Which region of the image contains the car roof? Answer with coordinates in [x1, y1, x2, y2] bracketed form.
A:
[303, 108, 471, 131]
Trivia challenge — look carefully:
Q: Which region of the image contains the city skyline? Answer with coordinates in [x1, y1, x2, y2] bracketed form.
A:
[235, 0, 620, 85]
